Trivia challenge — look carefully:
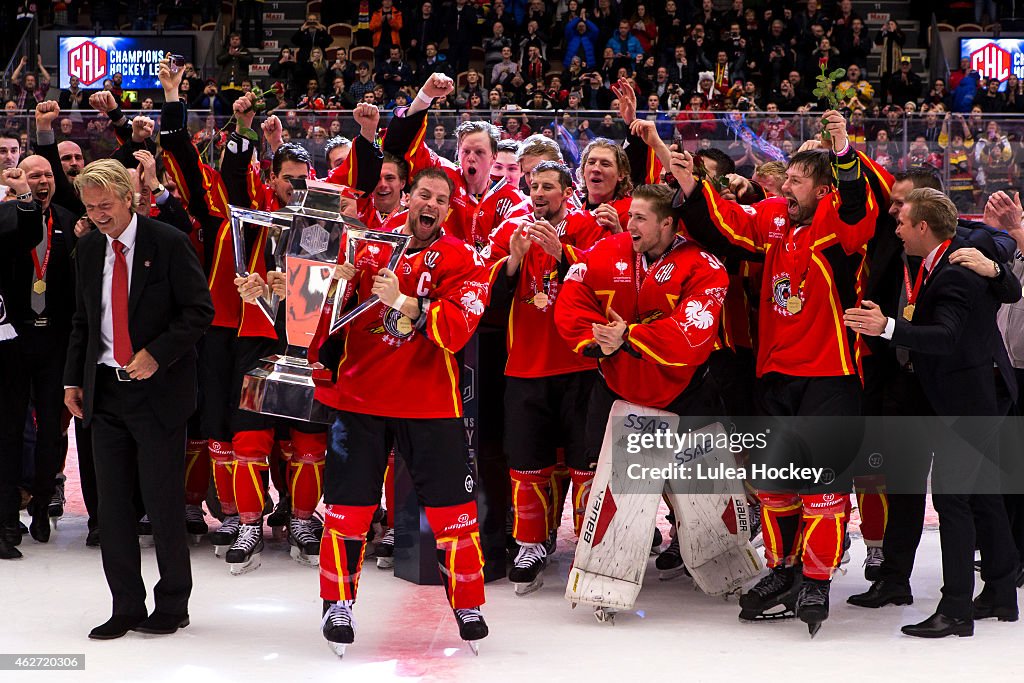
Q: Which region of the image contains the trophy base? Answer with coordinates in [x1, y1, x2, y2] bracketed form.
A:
[239, 355, 334, 423]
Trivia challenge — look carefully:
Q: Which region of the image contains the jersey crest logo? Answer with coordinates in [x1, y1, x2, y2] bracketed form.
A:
[494, 197, 513, 216]
[654, 263, 676, 284]
[773, 216, 786, 228]
[299, 222, 330, 256]
[771, 273, 798, 316]
[683, 299, 715, 330]
[423, 250, 441, 268]
[615, 260, 629, 274]
[367, 244, 381, 255]
[461, 290, 486, 316]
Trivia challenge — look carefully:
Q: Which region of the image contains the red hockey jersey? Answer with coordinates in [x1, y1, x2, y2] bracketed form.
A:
[314, 231, 504, 418]
[554, 232, 729, 408]
[485, 210, 610, 378]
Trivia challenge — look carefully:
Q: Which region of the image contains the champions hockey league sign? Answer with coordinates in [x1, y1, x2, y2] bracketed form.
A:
[960, 38, 1024, 92]
[59, 36, 194, 90]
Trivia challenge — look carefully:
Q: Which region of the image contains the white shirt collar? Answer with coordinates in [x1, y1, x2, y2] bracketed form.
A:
[923, 239, 947, 272]
[105, 213, 139, 252]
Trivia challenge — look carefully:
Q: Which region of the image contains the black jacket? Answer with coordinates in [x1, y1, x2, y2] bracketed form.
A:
[63, 215, 214, 428]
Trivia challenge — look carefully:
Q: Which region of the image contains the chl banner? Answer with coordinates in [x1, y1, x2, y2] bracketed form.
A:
[59, 36, 195, 89]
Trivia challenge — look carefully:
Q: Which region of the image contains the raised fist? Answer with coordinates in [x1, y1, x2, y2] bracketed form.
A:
[131, 116, 155, 143]
[2, 168, 30, 197]
[35, 101, 61, 129]
[352, 102, 380, 138]
[89, 90, 119, 114]
[421, 73, 455, 100]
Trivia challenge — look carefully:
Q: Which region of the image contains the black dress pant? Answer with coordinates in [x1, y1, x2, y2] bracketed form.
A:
[91, 365, 191, 617]
[0, 326, 68, 518]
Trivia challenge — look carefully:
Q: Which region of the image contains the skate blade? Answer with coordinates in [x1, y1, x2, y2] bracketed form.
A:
[594, 607, 617, 624]
[326, 642, 347, 658]
[808, 621, 822, 638]
[212, 544, 228, 557]
[49, 516, 61, 528]
[739, 604, 797, 622]
[658, 565, 690, 581]
[513, 577, 543, 596]
[466, 640, 480, 655]
[138, 536, 154, 548]
[376, 556, 394, 569]
[289, 545, 320, 567]
[229, 552, 262, 575]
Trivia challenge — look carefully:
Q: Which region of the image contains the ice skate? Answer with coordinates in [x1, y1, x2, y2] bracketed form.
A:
[322, 600, 355, 657]
[863, 546, 884, 582]
[508, 542, 547, 595]
[288, 516, 321, 567]
[49, 473, 66, 521]
[209, 515, 240, 557]
[137, 515, 153, 548]
[796, 577, 831, 638]
[454, 607, 488, 654]
[656, 536, 690, 581]
[738, 566, 801, 621]
[375, 527, 394, 569]
[543, 527, 557, 557]
[267, 495, 290, 539]
[185, 505, 208, 545]
[594, 606, 618, 624]
[225, 522, 264, 575]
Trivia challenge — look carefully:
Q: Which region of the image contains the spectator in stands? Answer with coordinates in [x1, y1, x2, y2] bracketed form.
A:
[297, 78, 327, 111]
[949, 58, 971, 92]
[182, 62, 203, 96]
[329, 47, 357, 88]
[58, 75, 86, 111]
[629, 3, 657, 54]
[217, 32, 252, 104]
[140, 98, 155, 111]
[580, 71, 612, 109]
[794, 0, 830, 37]
[405, 1, 443, 65]
[447, 0, 480, 75]
[911, 107, 943, 144]
[283, 110, 305, 139]
[832, 0, 861, 34]
[977, 78, 1006, 113]
[416, 43, 452, 84]
[193, 79, 229, 116]
[492, 47, 519, 88]
[977, 122, 1017, 195]
[522, 45, 548, 85]
[297, 46, 330, 95]
[376, 46, 413, 99]
[520, 19, 548, 61]
[427, 122, 456, 160]
[370, 0, 403, 61]
[483, 22, 513, 82]
[758, 102, 793, 146]
[160, 0, 195, 31]
[885, 56, 923, 107]
[667, 45, 691, 89]
[607, 19, 643, 62]
[660, 0, 686, 40]
[269, 48, 300, 102]
[57, 117, 76, 142]
[485, 1, 516, 41]
[349, 61, 376, 104]
[457, 70, 486, 108]
[836, 17, 870, 70]
[839, 64, 874, 104]
[926, 78, 953, 110]
[326, 77, 354, 109]
[292, 13, 331, 63]
[761, 21, 794, 87]
[546, 75, 568, 108]
[870, 128, 898, 173]
[874, 19, 905, 98]
[675, 94, 717, 151]
[564, 15, 599, 71]
[11, 55, 50, 111]
[236, 0, 263, 49]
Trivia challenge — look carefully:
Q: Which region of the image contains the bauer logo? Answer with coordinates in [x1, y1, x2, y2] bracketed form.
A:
[68, 41, 108, 86]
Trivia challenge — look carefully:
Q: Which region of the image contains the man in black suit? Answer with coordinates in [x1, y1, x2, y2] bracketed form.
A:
[64, 159, 214, 640]
[0, 155, 78, 546]
[846, 187, 1020, 638]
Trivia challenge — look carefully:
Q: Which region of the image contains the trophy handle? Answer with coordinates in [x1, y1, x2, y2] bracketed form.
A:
[328, 230, 412, 336]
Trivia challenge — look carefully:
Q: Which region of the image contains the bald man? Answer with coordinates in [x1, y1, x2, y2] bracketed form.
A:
[34, 101, 84, 214]
[0, 154, 80, 546]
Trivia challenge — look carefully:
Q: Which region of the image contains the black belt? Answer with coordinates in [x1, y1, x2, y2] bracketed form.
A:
[23, 317, 49, 327]
[97, 363, 135, 382]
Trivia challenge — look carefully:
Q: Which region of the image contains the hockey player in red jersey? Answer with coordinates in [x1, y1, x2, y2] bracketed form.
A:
[311, 168, 502, 656]
[382, 73, 529, 249]
[484, 161, 610, 594]
[670, 111, 881, 636]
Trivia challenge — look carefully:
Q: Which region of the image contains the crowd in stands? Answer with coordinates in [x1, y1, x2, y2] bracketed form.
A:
[3, 1, 1024, 211]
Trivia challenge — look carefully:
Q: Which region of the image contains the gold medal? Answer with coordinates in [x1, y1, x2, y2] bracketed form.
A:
[395, 316, 413, 335]
[533, 292, 550, 309]
[903, 303, 915, 321]
[33, 280, 46, 295]
[786, 295, 802, 314]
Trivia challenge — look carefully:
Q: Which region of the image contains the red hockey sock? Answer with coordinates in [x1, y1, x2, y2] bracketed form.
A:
[549, 463, 571, 532]
[425, 502, 486, 609]
[232, 429, 273, 524]
[759, 491, 803, 569]
[569, 468, 595, 536]
[801, 493, 850, 580]
[510, 466, 555, 544]
[209, 439, 237, 515]
[184, 439, 210, 505]
[289, 430, 326, 519]
[854, 475, 888, 546]
[319, 504, 376, 602]
[384, 451, 395, 527]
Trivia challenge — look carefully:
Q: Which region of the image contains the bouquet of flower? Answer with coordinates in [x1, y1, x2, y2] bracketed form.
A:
[811, 58, 854, 144]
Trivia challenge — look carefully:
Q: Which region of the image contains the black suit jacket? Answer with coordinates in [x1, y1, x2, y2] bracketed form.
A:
[892, 236, 1016, 416]
[63, 215, 214, 429]
[0, 201, 78, 335]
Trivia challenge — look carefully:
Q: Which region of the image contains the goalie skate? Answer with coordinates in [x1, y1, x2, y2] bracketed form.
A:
[594, 607, 618, 624]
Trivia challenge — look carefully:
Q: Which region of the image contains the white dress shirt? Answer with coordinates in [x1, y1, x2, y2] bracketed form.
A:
[99, 214, 139, 367]
[882, 240, 947, 340]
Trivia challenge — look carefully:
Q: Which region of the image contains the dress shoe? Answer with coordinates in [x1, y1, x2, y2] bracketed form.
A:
[847, 580, 913, 608]
[86, 528, 101, 547]
[0, 537, 22, 559]
[29, 506, 50, 543]
[1, 522, 20, 546]
[89, 614, 147, 640]
[973, 595, 1019, 622]
[901, 612, 974, 638]
[132, 612, 190, 635]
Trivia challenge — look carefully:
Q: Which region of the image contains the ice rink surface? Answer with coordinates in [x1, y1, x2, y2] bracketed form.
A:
[5, 507, 1023, 683]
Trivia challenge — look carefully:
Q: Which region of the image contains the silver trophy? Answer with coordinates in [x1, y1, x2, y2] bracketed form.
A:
[230, 178, 409, 423]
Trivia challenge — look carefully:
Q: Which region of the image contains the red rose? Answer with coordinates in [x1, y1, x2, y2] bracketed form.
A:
[819, 57, 828, 68]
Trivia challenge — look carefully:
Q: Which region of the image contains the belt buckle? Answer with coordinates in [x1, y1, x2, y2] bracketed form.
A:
[33, 317, 48, 327]
[115, 367, 133, 382]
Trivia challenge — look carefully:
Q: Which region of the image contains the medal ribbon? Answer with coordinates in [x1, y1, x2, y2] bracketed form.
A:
[903, 239, 951, 307]
[31, 212, 53, 283]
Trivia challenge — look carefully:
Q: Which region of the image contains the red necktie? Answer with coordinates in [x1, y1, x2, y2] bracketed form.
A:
[112, 239, 133, 367]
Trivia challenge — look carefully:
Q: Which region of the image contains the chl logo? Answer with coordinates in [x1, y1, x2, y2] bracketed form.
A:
[654, 263, 675, 284]
[299, 223, 330, 255]
[971, 43, 1011, 83]
[68, 41, 108, 86]
[423, 250, 441, 269]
